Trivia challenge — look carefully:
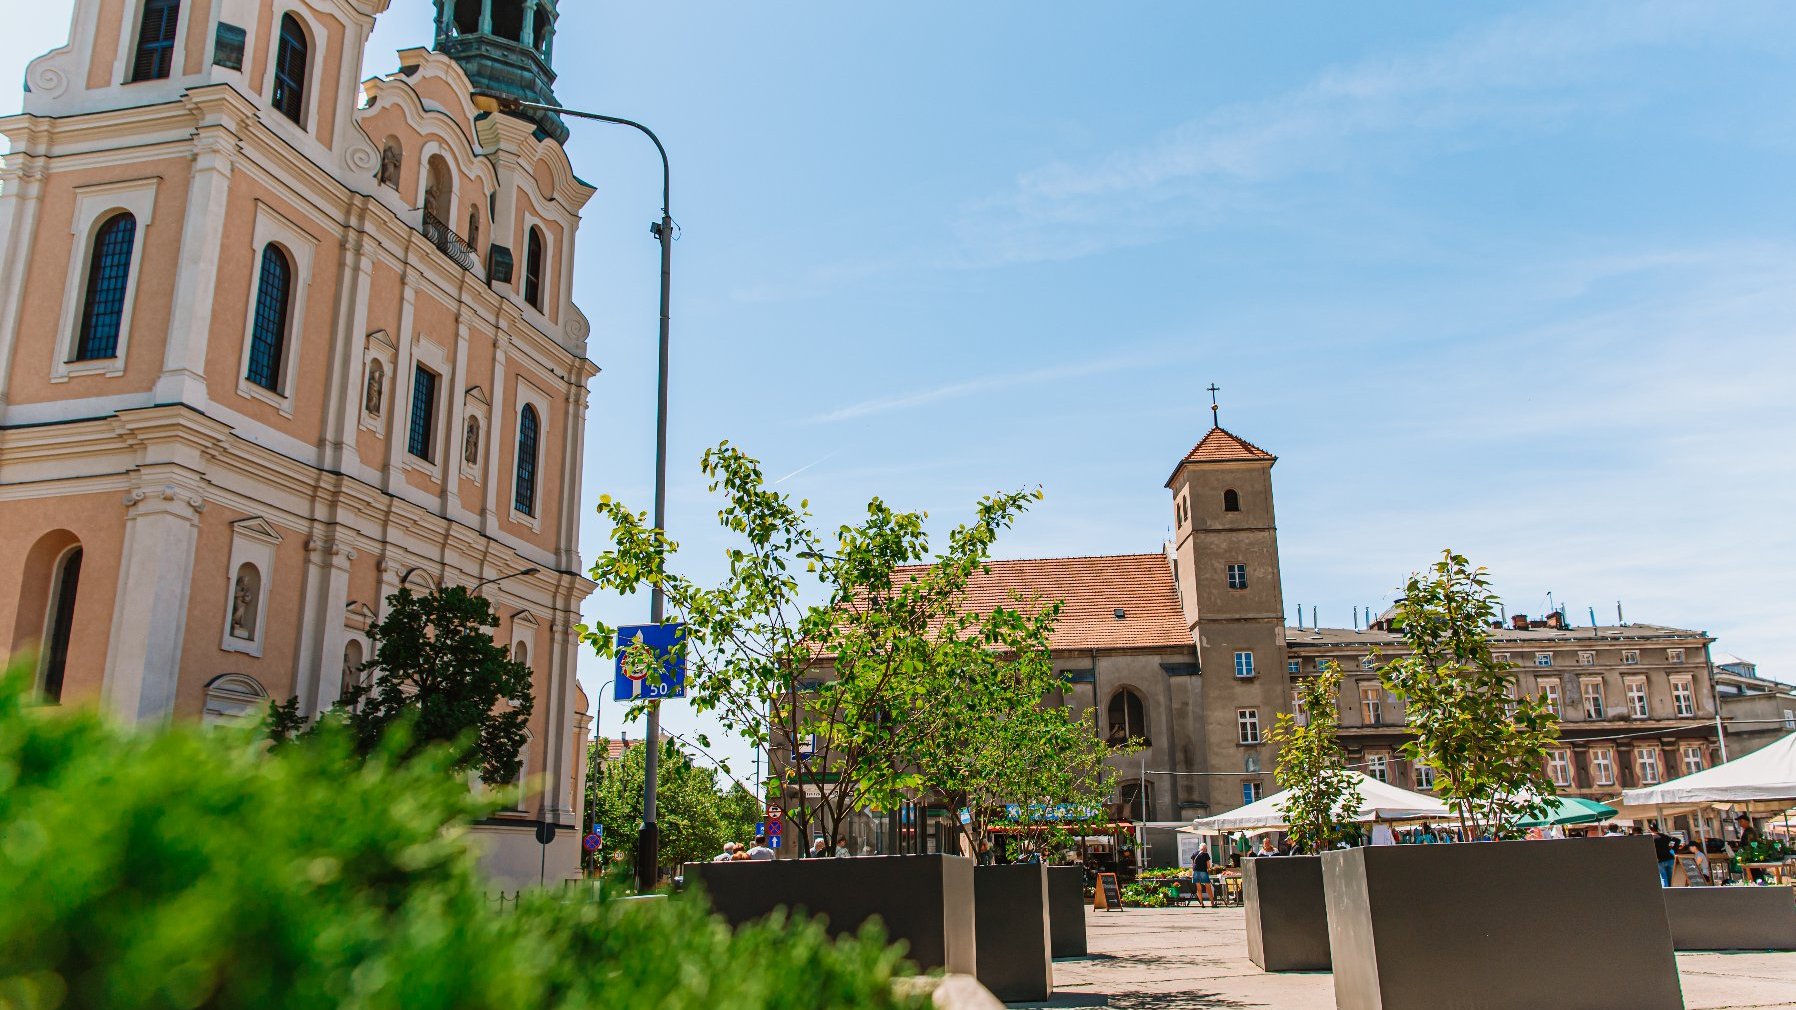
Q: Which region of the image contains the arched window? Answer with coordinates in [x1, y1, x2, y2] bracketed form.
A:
[246, 245, 291, 391]
[1119, 780, 1153, 821]
[39, 547, 83, 704]
[271, 14, 309, 124]
[453, 0, 481, 35]
[202, 674, 268, 726]
[423, 155, 452, 222]
[228, 563, 262, 641]
[340, 639, 364, 700]
[1107, 687, 1149, 746]
[73, 212, 137, 360]
[131, 0, 181, 82]
[513, 404, 539, 515]
[523, 226, 545, 309]
[1223, 489, 1240, 512]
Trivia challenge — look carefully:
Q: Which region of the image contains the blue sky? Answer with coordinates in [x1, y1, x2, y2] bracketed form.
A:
[7, 2, 1795, 775]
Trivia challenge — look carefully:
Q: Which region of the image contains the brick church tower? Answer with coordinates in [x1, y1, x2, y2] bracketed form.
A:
[1165, 421, 1293, 806]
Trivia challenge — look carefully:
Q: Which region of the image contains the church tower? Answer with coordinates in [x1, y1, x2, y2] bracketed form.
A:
[1165, 418, 1292, 808]
[0, 0, 597, 885]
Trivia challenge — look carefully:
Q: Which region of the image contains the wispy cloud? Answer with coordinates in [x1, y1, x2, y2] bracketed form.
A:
[771, 450, 840, 484]
[801, 350, 1162, 424]
[951, 0, 1793, 268]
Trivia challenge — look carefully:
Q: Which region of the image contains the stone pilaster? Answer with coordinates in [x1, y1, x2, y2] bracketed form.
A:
[102, 483, 205, 722]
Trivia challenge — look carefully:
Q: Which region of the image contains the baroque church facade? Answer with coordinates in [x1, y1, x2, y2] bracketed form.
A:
[0, 0, 597, 882]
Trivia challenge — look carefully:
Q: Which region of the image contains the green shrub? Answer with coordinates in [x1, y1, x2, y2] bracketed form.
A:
[1119, 882, 1173, 908]
[0, 665, 922, 1010]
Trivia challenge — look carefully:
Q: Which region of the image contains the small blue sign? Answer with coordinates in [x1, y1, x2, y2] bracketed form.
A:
[769, 833, 781, 850]
[755, 821, 765, 837]
[613, 623, 687, 702]
[582, 832, 602, 852]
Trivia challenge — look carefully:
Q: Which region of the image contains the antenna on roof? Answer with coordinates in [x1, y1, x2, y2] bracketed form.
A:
[1207, 383, 1221, 427]
[1617, 601, 1625, 625]
[1296, 604, 1303, 630]
[1311, 605, 1317, 628]
[1589, 606, 1598, 628]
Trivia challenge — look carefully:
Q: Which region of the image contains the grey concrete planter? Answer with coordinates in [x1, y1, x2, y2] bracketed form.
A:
[973, 863, 1053, 1003]
[1243, 855, 1330, 972]
[1664, 887, 1796, 951]
[1046, 865, 1088, 958]
[1321, 838, 1682, 1010]
[682, 854, 976, 975]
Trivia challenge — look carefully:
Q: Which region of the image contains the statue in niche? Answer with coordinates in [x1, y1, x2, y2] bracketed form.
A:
[378, 143, 402, 189]
[230, 570, 258, 640]
[364, 360, 384, 417]
[463, 417, 480, 466]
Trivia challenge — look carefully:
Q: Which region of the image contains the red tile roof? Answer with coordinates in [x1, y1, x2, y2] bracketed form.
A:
[1164, 426, 1276, 486]
[894, 553, 1193, 652]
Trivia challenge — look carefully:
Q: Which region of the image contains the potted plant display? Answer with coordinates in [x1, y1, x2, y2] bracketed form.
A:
[1320, 552, 1683, 1010]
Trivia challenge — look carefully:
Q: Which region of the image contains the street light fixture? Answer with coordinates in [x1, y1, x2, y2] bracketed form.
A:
[497, 97, 673, 893]
[471, 566, 540, 591]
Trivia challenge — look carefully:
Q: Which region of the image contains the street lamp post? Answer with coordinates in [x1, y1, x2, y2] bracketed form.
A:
[499, 98, 673, 893]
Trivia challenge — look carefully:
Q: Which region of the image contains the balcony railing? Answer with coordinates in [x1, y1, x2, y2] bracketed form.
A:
[421, 210, 478, 273]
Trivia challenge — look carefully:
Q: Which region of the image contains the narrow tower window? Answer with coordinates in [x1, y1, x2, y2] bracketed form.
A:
[523, 226, 545, 309]
[1223, 488, 1241, 512]
[73, 213, 137, 360]
[131, 0, 181, 82]
[1106, 688, 1149, 746]
[39, 547, 83, 704]
[408, 365, 439, 461]
[271, 14, 309, 124]
[514, 404, 540, 516]
[245, 246, 291, 392]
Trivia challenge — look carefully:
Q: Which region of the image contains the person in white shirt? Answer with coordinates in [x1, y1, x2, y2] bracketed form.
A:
[746, 835, 776, 860]
[712, 842, 738, 862]
[1370, 823, 1397, 846]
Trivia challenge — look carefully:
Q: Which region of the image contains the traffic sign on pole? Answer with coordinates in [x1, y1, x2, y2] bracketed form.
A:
[613, 623, 687, 701]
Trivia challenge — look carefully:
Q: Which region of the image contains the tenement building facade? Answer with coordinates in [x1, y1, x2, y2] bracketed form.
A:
[939, 422, 1724, 824]
[0, 0, 597, 881]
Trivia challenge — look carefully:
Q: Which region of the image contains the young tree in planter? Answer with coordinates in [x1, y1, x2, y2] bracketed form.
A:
[1269, 659, 1363, 853]
[887, 600, 1122, 853]
[1378, 551, 1559, 838]
[268, 586, 534, 786]
[583, 441, 1046, 849]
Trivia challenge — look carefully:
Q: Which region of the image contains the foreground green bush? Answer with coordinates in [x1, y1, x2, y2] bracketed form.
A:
[0, 667, 921, 1010]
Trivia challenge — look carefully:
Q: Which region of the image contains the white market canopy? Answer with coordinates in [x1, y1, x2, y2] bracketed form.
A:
[1621, 732, 1796, 812]
[1184, 771, 1449, 835]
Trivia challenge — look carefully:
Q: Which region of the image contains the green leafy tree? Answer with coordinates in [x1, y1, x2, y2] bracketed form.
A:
[1269, 659, 1363, 853]
[586, 738, 764, 872]
[1379, 551, 1560, 838]
[0, 658, 923, 1010]
[270, 586, 533, 786]
[583, 441, 1050, 847]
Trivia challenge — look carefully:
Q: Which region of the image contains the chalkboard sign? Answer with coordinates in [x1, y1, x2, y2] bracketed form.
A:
[1094, 872, 1123, 911]
[1675, 854, 1709, 887]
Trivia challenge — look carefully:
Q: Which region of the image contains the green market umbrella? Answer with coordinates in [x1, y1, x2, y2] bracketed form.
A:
[1517, 796, 1618, 828]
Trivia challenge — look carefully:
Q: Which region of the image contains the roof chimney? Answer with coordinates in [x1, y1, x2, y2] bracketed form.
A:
[1544, 611, 1565, 630]
[1511, 614, 1529, 631]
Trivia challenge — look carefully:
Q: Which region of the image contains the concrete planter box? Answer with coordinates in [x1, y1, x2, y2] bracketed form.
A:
[1321, 838, 1682, 1010]
[1243, 855, 1331, 972]
[1046, 865, 1088, 958]
[974, 863, 1053, 1002]
[683, 854, 975, 975]
[1664, 887, 1796, 951]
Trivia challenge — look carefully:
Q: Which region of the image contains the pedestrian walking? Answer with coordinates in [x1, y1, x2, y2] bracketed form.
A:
[1191, 844, 1215, 907]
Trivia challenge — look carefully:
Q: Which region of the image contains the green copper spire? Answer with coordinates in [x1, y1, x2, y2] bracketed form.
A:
[434, 0, 567, 143]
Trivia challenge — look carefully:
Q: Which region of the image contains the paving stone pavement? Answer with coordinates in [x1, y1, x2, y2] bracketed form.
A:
[1012, 905, 1796, 1009]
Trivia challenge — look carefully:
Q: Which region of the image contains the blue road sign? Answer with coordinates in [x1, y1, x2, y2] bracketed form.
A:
[582, 832, 602, 852]
[769, 833, 781, 850]
[613, 623, 687, 702]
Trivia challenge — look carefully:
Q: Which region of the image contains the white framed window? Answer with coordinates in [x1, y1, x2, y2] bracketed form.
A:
[1590, 747, 1616, 786]
[1625, 678, 1649, 719]
[1581, 679, 1606, 720]
[1226, 563, 1248, 590]
[1635, 746, 1662, 785]
[1493, 652, 1510, 664]
[1577, 651, 1595, 666]
[1412, 761, 1436, 790]
[1671, 677, 1695, 717]
[1359, 655, 1375, 671]
[1784, 709, 1795, 731]
[1291, 687, 1307, 726]
[234, 205, 316, 415]
[1538, 679, 1562, 716]
[1234, 651, 1255, 679]
[1241, 781, 1263, 804]
[1681, 745, 1705, 776]
[1666, 648, 1685, 663]
[1622, 650, 1640, 665]
[1287, 659, 1301, 675]
[51, 178, 159, 382]
[1534, 652, 1554, 667]
[507, 376, 552, 531]
[1366, 754, 1388, 783]
[1237, 708, 1261, 745]
[1548, 749, 1573, 788]
[1360, 684, 1382, 725]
